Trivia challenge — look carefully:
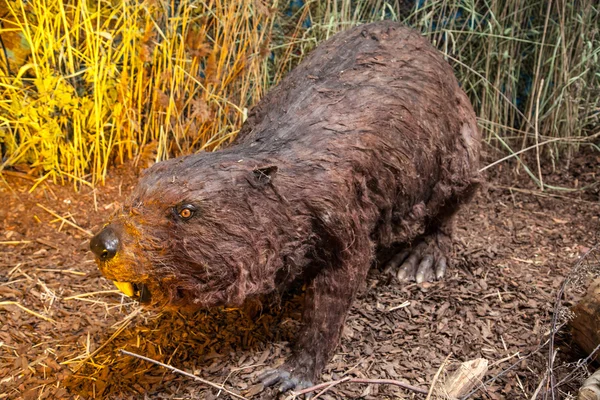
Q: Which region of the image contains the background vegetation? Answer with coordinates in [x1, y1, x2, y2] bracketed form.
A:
[0, 0, 598, 188]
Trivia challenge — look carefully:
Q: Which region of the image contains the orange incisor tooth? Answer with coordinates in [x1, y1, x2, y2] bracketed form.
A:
[113, 281, 135, 297]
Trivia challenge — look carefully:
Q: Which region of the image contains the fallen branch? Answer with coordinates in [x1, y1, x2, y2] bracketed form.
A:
[120, 349, 248, 400]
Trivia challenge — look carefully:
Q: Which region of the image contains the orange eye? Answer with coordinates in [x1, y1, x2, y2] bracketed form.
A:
[179, 208, 192, 219]
[175, 204, 196, 220]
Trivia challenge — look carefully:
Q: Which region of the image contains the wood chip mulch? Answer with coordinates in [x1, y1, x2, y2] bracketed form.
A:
[0, 151, 598, 399]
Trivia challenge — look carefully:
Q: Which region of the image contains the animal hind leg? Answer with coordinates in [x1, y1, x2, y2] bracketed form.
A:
[387, 174, 479, 283]
[386, 216, 454, 283]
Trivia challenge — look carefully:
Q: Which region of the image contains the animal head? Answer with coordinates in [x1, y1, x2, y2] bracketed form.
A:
[90, 152, 282, 310]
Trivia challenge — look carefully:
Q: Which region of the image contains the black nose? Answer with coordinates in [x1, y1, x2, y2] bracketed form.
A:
[90, 226, 119, 261]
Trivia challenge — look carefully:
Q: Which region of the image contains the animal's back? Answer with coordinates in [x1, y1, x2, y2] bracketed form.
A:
[235, 21, 480, 247]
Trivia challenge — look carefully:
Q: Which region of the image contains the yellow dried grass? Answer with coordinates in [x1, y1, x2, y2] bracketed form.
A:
[0, 0, 277, 186]
[0, 0, 598, 188]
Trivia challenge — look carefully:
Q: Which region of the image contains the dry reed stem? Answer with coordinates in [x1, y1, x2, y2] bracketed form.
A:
[534, 78, 545, 191]
[0, 0, 278, 185]
[0, 301, 56, 324]
[63, 290, 123, 300]
[0, 171, 36, 181]
[480, 131, 600, 173]
[1, 0, 597, 187]
[35, 268, 86, 276]
[494, 185, 600, 205]
[65, 307, 142, 372]
[35, 203, 93, 237]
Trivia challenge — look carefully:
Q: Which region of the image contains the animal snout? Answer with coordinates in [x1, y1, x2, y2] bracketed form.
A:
[90, 226, 120, 261]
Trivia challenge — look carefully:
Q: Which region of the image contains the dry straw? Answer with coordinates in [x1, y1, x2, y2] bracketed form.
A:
[0, 0, 598, 187]
[0, 0, 278, 187]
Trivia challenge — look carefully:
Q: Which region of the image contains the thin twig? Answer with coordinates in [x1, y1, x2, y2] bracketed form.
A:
[120, 349, 248, 400]
[220, 363, 265, 393]
[489, 352, 520, 368]
[547, 280, 567, 400]
[36, 238, 60, 250]
[426, 353, 452, 400]
[291, 377, 428, 397]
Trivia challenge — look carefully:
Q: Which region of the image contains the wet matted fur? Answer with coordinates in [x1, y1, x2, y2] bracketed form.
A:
[92, 21, 481, 389]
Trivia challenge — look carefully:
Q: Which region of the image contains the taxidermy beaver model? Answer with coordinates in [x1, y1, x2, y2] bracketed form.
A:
[90, 21, 480, 394]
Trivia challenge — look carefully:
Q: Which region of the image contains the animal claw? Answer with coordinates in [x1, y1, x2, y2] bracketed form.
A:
[258, 367, 314, 396]
[389, 233, 451, 283]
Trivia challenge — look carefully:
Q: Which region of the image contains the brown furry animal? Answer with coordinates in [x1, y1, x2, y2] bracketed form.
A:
[90, 21, 480, 394]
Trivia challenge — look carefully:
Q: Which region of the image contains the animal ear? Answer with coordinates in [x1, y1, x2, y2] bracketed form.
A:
[252, 165, 278, 185]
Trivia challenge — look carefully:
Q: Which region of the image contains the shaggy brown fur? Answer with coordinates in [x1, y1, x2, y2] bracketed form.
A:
[91, 21, 480, 391]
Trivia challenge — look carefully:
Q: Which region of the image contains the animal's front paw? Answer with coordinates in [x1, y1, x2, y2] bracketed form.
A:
[258, 366, 314, 396]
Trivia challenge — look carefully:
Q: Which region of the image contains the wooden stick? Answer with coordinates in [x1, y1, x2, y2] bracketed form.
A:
[120, 349, 248, 400]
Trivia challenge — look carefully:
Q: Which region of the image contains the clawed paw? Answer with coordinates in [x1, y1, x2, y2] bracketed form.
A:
[386, 235, 450, 283]
[258, 368, 314, 397]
